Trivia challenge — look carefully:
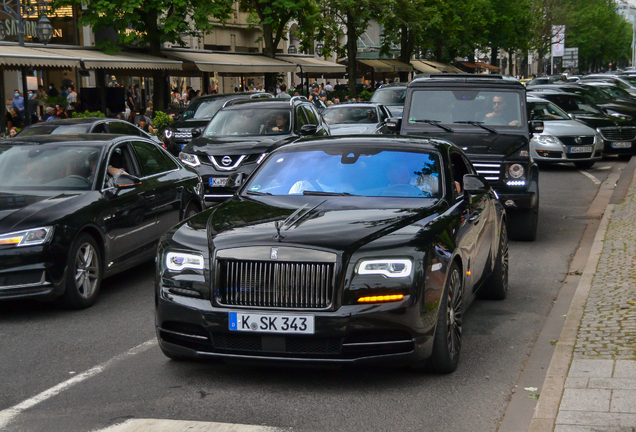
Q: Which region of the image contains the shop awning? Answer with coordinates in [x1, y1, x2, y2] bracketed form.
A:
[418, 60, 464, 74]
[475, 62, 502, 71]
[358, 59, 395, 73]
[411, 60, 439, 73]
[163, 50, 296, 74]
[0, 44, 80, 68]
[461, 62, 479, 69]
[381, 59, 413, 73]
[278, 55, 345, 74]
[33, 47, 182, 70]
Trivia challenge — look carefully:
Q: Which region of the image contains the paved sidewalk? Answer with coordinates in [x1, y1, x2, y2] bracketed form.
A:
[530, 167, 636, 431]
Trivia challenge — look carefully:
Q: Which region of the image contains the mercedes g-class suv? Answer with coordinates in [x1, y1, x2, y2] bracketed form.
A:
[388, 74, 542, 241]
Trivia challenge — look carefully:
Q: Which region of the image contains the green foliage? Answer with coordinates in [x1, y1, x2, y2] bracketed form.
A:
[358, 90, 373, 101]
[72, 111, 106, 118]
[151, 111, 173, 137]
[46, 95, 67, 109]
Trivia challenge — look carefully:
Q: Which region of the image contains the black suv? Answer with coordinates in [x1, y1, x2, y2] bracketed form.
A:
[370, 83, 407, 118]
[388, 74, 541, 241]
[179, 97, 330, 206]
[163, 92, 273, 155]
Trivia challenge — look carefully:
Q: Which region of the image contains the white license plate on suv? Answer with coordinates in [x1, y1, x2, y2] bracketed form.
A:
[569, 146, 593, 154]
[229, 312, 315, 334]
[209, 177, 227, 187]
[612, 141, 632, 149]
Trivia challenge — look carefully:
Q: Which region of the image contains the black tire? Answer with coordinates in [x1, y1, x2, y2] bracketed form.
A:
[61, 233, 102, 309]
[479, 223, 509, 300]
[427, 262, 463, 374]
[574, 161, 595, 169]
[183, 201, 200, 220]
[508, 192, 539, 242]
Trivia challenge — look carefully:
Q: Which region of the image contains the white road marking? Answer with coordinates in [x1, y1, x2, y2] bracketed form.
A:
[579, 170, 601, 185]
[92, 419, 290, 432]
[0, 339, 157, 430]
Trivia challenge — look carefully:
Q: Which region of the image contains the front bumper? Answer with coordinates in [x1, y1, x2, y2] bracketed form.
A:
[156, 290, 434, 366]
[0, 245, 66, 301]
[190, 160, 259, 206]
[531, 145, 603, 163]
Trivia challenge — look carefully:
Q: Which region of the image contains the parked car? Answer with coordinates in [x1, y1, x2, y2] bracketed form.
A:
[322, 102, 392, 135]
[529, 91, 636, 158]
[370, 83, 407, 117]
[526, 96, 604, 168]
[155, 135, 508, 372]
[526, 75, 566, 86]
[579, 74, 636, 97]
[387, 74, 541, 241]
[0, 134, 202, 308]
[163, 92, 274, 155]
[179, 97, 330, 206]
[18, 118, 161, 143]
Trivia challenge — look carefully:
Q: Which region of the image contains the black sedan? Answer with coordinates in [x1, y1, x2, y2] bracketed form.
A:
[0, 135, 202, 309]
[322, 103, 392, 135]
[156, 136, 508, 372]
[179, 98, 329, 206]
[18, 118, 161, 143]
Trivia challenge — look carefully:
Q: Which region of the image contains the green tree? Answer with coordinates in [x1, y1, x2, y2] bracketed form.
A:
[51, 0, 234, 110]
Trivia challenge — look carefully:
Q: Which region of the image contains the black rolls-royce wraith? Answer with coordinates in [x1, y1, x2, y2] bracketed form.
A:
[155, 136, 508, 373]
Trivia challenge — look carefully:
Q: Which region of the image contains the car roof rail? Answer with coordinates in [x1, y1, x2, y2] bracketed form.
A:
[289, 95, 308, 104]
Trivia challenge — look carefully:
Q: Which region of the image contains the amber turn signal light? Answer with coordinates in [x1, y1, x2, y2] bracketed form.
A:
[357, 294, 404, 303]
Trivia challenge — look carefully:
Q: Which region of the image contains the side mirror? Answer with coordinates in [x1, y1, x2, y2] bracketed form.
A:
[300, 124, 318, 136]
[114, 173, 142, 189]
[568, 113, 575, 120]
[174, 114, 182, 121]
[386, 117, 402, 133]
[226, 172, 244, 188]
[463, 174, 488, 195]
[529, 120, 544, 134]
[191, 128, 202, 138]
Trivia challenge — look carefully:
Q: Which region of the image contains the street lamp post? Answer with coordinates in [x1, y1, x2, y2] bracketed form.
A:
[0, 0, 53, 132]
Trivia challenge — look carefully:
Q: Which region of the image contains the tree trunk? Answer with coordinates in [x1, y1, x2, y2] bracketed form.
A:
[399, 25, 414, 82]
[146, 10, 165, 111]
[261, 22, 277, 91]
[346, 13, 358, 97]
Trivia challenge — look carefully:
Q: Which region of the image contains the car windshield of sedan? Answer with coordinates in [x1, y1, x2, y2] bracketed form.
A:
[550, 96, 603, 115]
[323, 107, 379, 124]
[370, 88, 406, 106]
[204, 109, 292, 137]
[18, 125, 91, 136]
[528, 101, 570, 121]
[245, 149, 441, 198]
[408, 90, 523, 127]
[0, 145, 101, 190]
[181, 99, 225, 120]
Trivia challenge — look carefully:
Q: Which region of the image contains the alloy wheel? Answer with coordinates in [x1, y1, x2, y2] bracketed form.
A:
[75, 242, 99, 299]
[446, 268, 463, 363]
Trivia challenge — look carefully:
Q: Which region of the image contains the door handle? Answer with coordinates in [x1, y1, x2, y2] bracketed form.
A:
[143, 194, 156, 201]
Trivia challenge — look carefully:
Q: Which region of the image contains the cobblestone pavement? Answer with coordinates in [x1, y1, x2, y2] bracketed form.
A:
[574, 185, 636, 361]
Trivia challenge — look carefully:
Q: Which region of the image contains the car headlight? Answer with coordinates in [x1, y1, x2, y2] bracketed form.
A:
[607, 111, 632, 121]
[165, 252, 204, 272]
[357, 259, 412, 278]
[256, 153, 268, 164]
[0, 226, 54, 247]
[508, 164, 525, 179]
[179, 152, 201, 167]
[532, 134, 561, 145]
[594, 133, 603, 146]
[164, 129, 174, 139]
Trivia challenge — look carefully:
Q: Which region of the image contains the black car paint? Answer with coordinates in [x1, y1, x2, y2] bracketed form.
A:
[0, 135, 202, 303]
[155, 137, 505, 366]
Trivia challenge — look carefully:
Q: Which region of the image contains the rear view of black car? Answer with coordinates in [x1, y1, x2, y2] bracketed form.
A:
[179, 97, 329, 206]
[390, 74, 541, 241]
[163, 93, 273, 155]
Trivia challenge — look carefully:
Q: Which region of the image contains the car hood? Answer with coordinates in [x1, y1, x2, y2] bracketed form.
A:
[404, 128, 528, 156]
[540, 119, 597, 136]
[570, 113, 631, 129]
[0, 191, 84, 232]
[597, 101, 636, 114]
[186, 135, 298, 155]
[329, 123, 379, 135]
[205, 196, 439, 253]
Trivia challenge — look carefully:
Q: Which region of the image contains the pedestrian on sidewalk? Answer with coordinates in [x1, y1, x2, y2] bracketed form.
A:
[12, 90, 24, 120]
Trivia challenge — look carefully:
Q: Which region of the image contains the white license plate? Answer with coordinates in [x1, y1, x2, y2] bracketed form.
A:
[209, 177, 227, 187]
[612, 141, 632, 149]
[229, 312, 315, 334]
[569, 146, 593, 153]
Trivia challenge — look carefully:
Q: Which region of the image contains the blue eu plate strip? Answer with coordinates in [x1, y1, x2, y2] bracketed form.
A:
[229, 312, 238, 330]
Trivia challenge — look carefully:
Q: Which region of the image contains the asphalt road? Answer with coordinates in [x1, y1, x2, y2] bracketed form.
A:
[0, 160, 625, 432]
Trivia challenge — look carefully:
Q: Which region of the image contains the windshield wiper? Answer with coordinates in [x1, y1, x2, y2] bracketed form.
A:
[453, 121, 498, 134]
[302, 191, 355, 196]
[246, 190, 272, 196]
[410, 119, 454, 132]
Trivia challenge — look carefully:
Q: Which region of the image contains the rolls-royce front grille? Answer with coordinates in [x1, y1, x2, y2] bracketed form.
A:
[216, 260, 335, 309]
[598, 127, 636, 141]
[472, 162, 502, 182]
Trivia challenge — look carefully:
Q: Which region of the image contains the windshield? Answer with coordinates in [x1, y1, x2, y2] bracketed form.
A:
[204, 108, 292, 137]
[599, 86, 630, 99]
[18, 125, 90, 136]
[323, 106, 379, 124]
[408, 90, 523, 127]
[528, 101, 570, 121]
[246, 149, 441, 198]
[370, 88, 406, 106]
[181, 99, 226, 120]
[0, 145, 101, 191]
[549, 95, 602, 115]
